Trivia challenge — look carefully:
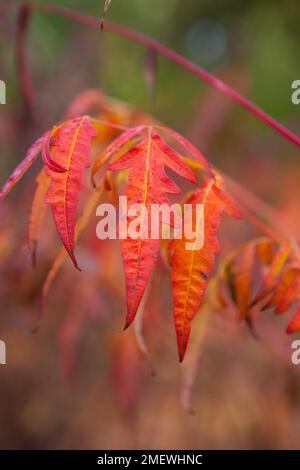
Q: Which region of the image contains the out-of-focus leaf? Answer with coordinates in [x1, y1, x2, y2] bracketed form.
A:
[262, 265, 300, 312]
[287, 305, 300, 334]
[251, 240, 291, 307]
[40, 188, 103, 308]
[28, 169, 50, 266]
[0, 132, 49, 199]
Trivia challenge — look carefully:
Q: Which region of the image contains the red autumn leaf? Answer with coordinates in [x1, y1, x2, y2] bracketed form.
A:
[108, 126, 198, 328]
[287, 305, 300, 334]
[44, 116, 97, 269]
[261, 265, 300, 311]
[66, 89, 106, 119]
[230, 241, 256, 320]
[255, 238, 276, 265]
[169, 179, 241, 361]
[0, 131, 50, 200]
[159, 125, 214, 176]
[217, 239, 278, 329]
[91, 125, 145, 185]
[275, 272, 300, 315]
[215, 238, 300, 338]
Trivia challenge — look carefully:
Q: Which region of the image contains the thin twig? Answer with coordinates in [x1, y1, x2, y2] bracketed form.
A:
[4, 1, 297, 240]
[26, 1, 300, 148]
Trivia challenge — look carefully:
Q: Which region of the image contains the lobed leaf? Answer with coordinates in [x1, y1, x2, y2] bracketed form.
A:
[169, 179, 241, 361]
[230, 241, 256, 320]
[91, 125, 145, 185]
[216, 238, 300, 337]
[109, 126, 198, 329]
[44, 116, 97, 269]
[251, 240, 291, 307]
[262, 265, 300, 312]
[159, 125, 214, 177]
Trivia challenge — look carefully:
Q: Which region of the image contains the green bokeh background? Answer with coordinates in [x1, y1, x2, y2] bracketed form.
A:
[2, 0, 300, 126]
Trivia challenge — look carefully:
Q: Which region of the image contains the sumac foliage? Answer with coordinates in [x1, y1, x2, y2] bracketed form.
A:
[0, 91, 245, 361]
[1, 3, 300, 369]
[2, 81, 300, 365]
[215, 238, 300, 335]
[3, 89, 299, 363]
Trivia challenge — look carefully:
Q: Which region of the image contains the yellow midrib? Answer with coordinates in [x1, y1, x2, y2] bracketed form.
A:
[63, 117, 85, 248]
[180, 180, 214, 332]
[134, 127, 152, 287]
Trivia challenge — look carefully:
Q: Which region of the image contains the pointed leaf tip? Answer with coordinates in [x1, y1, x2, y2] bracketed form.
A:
[109, 127, 198, 328]
[44, 116, 97, 266]
[0, 132, 49, 200]
[170, 180, 240, 361]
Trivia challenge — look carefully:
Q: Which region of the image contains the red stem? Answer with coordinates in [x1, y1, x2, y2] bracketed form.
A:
[27, 1, 300, 148]
[1, 1, 297, 239]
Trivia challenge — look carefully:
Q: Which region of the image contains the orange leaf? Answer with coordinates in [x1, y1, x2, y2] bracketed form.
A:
[44, 116, 97, 269]
[217, 239, 277, 326]
[251, 240, 291, 307]
[255, 238, 276, 265]
[28, 169, 50, 266]
[262, 265, 300, 311]
[66, 89, 106, 119]
[169, 179, 241, 361]
[230, 241, 256, 320]
[108, 126, 198, 329]
[275, 273, 300, 315]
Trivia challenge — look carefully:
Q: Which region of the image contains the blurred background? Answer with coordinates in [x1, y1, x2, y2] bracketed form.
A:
[0, 0, 300, 450]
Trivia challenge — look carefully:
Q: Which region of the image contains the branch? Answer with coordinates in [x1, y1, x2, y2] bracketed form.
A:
[2, 1, 297, 240]
[26, 1, 300, 148]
